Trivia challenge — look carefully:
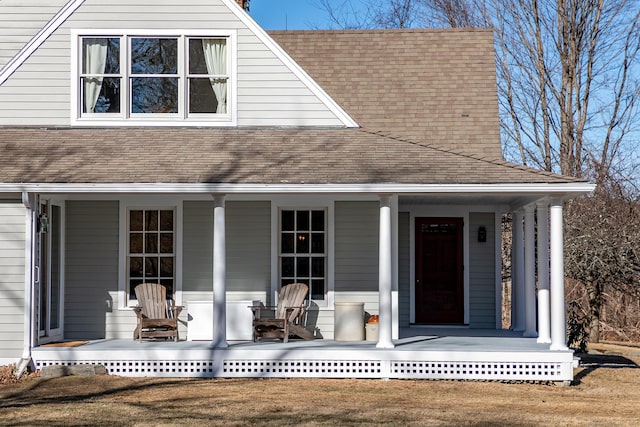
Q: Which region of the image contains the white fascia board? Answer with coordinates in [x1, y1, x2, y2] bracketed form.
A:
[220, 0, 359, 129]
[0, 182, 597, 195]
[0, 0, 85, 85]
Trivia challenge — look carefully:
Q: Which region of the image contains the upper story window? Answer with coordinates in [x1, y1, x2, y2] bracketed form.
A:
[72, 30, 236, 126]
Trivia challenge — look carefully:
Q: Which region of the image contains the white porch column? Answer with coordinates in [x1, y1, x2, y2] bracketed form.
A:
[536, 201, 551, 343]
[391, 195, 399, 340]
[523, 205, 537, 338]
[21, 192, 36, 362]
[212, 194, 228, 349]
[377, 195, 394, 349]
[549, 198, 568, 350]
[511, 210, 525, 331]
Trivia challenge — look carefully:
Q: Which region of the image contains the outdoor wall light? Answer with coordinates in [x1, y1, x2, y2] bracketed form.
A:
[37, 213, 49, 234]
[477, 226, 487, 242]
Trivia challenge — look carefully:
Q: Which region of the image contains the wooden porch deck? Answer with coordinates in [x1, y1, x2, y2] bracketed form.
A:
[32, 328, 577, 383]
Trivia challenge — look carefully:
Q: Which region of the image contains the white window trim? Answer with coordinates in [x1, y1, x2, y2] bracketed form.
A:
[118, 199, 183, 309]
[271, 199, 335, 309]
[71, 29, 237, 127]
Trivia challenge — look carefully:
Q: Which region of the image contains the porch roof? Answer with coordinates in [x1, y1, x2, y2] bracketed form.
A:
[0, 127, 588, 190]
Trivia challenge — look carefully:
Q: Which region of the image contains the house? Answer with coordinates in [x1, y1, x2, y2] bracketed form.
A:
[0, 0, 594, 382]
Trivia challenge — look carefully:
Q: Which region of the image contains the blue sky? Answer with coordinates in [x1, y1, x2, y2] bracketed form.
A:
[249, 0, 353, 30]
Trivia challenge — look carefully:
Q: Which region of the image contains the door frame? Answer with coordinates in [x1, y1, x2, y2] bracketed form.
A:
[414, 216, 464, 324]
[409, 208, 469, 325]
[36, 198, 65, 344]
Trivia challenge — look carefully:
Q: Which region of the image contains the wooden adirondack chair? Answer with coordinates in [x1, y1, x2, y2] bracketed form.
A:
[133, 283, 183, 342]
[251, 282, 314, 343]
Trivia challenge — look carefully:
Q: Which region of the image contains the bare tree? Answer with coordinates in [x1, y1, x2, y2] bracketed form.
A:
[565, 176, 640, 343]
[420, 0, 488, 27]
[316, 0, 375, 29]
[374, 0, 418, 28]
[316, 0, 417, 29]
[489, 1, 640, 182]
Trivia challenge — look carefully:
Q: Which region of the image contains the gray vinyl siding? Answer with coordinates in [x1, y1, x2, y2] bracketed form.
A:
[468, 212, 496, 328]
[0, 1, 68, 70]
[64, 200, 119, 340]
[0, 0, 344, 127]
[398, 211, 410, 327]
[334, 201, 379, 294]
[226, 201, 271, 297]
[182, 200, 271, 299]
[182, 201, 214, 294]
[0, 201, 26, 361]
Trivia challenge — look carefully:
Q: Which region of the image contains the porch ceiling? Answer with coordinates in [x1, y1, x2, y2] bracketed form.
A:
[399, 193, 555, 210]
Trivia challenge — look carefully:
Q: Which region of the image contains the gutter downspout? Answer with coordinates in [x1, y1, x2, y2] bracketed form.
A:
[15, 192, 36, 377]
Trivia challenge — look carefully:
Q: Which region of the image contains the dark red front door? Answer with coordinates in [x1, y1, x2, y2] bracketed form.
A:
[415, 217, 464, 324]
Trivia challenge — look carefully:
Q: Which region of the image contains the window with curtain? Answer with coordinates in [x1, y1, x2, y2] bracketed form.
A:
[77, 34, 230, 121]
[80, 37, 121, 114]
[188, 38, 228, 114]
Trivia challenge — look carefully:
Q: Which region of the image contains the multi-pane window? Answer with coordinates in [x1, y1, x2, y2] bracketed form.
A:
[78, 34, 229, 120]
[280, 209, 326, 300]
[128, 209, 175, 301]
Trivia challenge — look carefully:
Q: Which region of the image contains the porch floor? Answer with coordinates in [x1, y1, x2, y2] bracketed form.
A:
[32, 328, 576, 382]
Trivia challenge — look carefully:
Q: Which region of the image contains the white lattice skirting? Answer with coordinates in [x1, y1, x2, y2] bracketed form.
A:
[34, 357, 574, 381]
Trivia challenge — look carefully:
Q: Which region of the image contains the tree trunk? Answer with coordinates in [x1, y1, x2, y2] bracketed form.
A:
[589, 316, 600, 343]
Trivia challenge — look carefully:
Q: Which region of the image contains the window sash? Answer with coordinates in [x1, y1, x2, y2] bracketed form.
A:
[127, 208, 176, 302]
[280, 209, 327, 301]
[79, 37, 122, 115]
[187, 37, 228, 116]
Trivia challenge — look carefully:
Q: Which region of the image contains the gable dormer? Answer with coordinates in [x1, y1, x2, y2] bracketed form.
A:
[0, 0, 356, 128]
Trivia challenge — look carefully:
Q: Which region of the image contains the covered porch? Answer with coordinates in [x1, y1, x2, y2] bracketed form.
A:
[15, 186, 591, 384]
[32, 328, 577, 382]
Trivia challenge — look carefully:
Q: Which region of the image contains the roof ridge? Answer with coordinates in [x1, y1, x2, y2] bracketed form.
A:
[267, 28, 493, 35]
[358, 129, 588, 183]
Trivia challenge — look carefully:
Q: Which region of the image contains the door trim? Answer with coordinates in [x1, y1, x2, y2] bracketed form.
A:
[414, 217, 464, 324]
[37, 199, 65, 344]
[409, 208, 469, 324]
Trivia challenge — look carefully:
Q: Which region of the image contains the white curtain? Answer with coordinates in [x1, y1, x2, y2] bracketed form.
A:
[83, 39, 108, 113]
[202, 39, 227, 114]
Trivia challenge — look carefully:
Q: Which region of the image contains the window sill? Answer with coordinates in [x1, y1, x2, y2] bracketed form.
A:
[71, 117, 237, 127]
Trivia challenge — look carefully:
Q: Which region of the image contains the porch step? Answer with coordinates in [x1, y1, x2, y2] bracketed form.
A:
[40, 364, 107, 378]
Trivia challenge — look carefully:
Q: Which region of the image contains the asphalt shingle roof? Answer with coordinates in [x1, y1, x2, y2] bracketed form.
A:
[271, 29, 503, 159]
[0, 28, 588, 186]
[0, 128, 583, 184]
